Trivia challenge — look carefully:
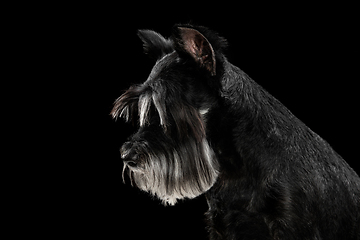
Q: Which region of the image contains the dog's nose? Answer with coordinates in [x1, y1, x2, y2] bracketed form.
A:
[121, 142, 145, 169]
[120, 142, 132, 159]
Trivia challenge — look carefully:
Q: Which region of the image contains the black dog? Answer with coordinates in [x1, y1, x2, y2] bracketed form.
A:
[111, 24, 360, 240]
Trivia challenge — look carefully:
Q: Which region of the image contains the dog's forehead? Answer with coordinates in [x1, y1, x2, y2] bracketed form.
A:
[146, 51, 178, 83]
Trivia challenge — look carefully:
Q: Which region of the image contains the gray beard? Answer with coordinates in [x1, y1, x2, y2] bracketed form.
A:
[122, 139, 219, 205]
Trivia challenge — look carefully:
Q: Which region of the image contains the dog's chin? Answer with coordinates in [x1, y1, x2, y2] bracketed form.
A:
[132, 171, 218, 206]
[123, 139, 219, 206]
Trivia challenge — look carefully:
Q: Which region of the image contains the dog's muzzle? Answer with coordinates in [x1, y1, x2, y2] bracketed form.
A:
[120, 141, 145, 169]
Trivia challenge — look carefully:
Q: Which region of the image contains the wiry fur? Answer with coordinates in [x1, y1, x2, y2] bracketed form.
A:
[112, 24, 360, 239]
[121, 138, 218, 205]
[112, 49, 220, 205]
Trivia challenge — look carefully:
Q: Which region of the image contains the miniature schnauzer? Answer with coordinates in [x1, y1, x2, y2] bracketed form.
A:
[111, 24, 360, 240]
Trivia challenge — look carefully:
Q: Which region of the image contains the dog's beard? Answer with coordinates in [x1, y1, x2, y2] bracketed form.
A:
[122, 139, 219, 205]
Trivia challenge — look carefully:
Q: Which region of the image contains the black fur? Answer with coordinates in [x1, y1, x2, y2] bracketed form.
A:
[112, 24, 360, 239]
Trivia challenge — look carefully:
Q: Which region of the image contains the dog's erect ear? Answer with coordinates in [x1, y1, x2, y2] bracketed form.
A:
[137, 30, 174, 60]
[175, 27, 216, 76]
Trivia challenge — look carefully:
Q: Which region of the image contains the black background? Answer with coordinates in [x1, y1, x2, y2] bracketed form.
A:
[32, 3, 358, 239]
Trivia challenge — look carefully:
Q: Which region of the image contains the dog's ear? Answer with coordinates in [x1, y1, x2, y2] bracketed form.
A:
[175, 27, 216, 76]
[137, 30, 174, 60]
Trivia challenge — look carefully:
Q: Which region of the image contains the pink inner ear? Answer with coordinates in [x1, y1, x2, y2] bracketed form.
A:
[188, 39, 199, 58]
[178, 27, 216, 76]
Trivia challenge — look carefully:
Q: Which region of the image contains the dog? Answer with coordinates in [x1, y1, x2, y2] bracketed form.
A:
[111, 24, 360, 240]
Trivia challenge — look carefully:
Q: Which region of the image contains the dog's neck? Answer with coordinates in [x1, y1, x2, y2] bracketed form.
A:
[205, 61, 305, 187]
[218, 61, 302, 142]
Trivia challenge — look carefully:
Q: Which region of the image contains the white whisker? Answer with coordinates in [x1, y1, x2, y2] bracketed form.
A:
[122, 163, 127, 184]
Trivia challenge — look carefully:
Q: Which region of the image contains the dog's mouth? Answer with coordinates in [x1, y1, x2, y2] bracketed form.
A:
[126, 161, 137, 168]
[122, 162, 144, 186]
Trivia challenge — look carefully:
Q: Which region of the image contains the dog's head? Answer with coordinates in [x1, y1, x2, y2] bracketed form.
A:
[111, 25, 227, 205]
